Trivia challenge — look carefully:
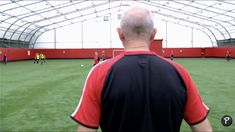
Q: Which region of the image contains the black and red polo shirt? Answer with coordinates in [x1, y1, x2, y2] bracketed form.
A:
[71, 51, 209, 132]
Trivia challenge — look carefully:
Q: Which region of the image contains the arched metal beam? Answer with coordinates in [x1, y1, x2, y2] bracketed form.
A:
[171, 0, 234, 39]
[17, 1, 107, 42]
[0, 1, 13, 7]
[2, 1, 86, 41]
[32, 17, 215, 49]
[24, 26, 47, 43]
[153, 1, 232, 38]
[0, 1, 47, 39]
[9, 23, 31, 40]
[172, 1, 235, 24]
[161, 19, 215, 46]
[9, 1, 87, 41]
[198, 29, 214, 47]
[28, 27, 47, 48]
[141, 1, 231, 39]
[30, 29, 50, 48]
[146, 1, 229, 39]
[31, 7, 216, 49]
[6, 0, 54, 40]
[2, 17, 27, 39]
[2, 1, 42, 13]
[31, 3, 217, 48]
[29, 3, 124, 48]
[26, 3, 120, 46]
[0, 0, 71, 25]
[151, 10, 218, 42]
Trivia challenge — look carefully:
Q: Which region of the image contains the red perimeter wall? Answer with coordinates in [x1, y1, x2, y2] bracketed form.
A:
[33, 48, 122, 59]
[162, 48, 202, 57]
[1, 46, 235, 61]
[0, 48, 34, 61]
[162, 47, 235, 58]
[0, 39, 163, 61]
[205, 47, 235, 58]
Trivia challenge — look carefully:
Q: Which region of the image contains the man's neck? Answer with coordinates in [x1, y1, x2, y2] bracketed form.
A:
[124, 41, 150, 51]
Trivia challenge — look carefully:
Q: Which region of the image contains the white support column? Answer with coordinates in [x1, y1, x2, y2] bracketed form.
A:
[81, 21, 84, 48]
[54, 28, 56, 49]
[109, 13, 112, 48]
[165, 21, 168, 48]
[191, 27, 194, 48]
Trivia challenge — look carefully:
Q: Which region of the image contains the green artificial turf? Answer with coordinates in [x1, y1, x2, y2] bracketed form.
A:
[175, 58, 235, 131]
[0, 58, 234, 131]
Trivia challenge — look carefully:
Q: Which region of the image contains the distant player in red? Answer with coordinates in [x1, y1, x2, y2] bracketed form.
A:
[170, 50, 174, 61]
[226, 50, 231, 62]
[101, 50, 106, 61]
[93, 51, 100, 66]
[2, 53, 7, 64]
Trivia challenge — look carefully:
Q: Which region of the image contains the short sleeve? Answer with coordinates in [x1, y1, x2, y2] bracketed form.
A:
[70, 54, 124, 128]
[71, 66, 103, 129]
[174, 63, 209, 125]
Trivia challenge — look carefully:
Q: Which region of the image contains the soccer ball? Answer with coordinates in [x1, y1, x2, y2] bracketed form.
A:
[81, 64, 84, 67]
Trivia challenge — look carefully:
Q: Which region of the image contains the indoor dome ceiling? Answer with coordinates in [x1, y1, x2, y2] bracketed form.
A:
[0, 0, 234, 46]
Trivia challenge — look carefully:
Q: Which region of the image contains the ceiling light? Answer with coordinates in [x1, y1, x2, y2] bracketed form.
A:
[118, 14, 121, 19]
[104, 16, 109, 21]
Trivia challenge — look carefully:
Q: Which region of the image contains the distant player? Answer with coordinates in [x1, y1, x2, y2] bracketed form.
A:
[101, 50, 106, 61]
[40, 53, 46, 64]
[170, 51, 174, 61]
[226, 50, 231, 62]
[34, 53, 40, 64]
[43, 54, 46, 63]
[2, 53, 7, 64]
[93, 51, 100, 66]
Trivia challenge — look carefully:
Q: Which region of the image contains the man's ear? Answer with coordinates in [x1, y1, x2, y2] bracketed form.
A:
[117, 28, 125, 41]
[150, 28, 157, 41]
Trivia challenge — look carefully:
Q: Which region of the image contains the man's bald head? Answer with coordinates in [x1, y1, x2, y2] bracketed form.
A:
[120, 6, 155, 42]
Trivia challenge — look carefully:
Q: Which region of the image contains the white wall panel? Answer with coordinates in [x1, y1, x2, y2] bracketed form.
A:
[35, 19, 212, 48]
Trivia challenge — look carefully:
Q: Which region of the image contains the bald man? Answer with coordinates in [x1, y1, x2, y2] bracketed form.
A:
[71, 6, 212, 132]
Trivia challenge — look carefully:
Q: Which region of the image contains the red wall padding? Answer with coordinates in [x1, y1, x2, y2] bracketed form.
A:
[0, 48, 125, 61]
[33, 48, 123, 59]
[0, 48, 34, 61]
[162, 48, 203, 57]
[0, 39, 163, 61]
[1, 46, 235, 61]
[205, 47, 235, 58]
[150, 39, 163, 56]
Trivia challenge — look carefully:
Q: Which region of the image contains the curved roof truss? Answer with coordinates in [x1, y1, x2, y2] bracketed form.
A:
[0, 0, 234, 47]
